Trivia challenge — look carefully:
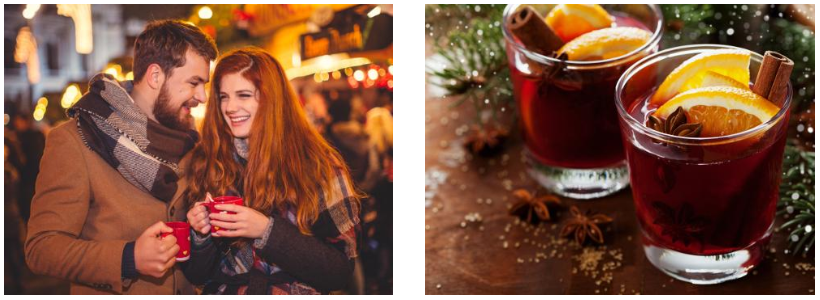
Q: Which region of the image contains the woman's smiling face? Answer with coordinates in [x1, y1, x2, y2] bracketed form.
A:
[219, 72, 259, 139]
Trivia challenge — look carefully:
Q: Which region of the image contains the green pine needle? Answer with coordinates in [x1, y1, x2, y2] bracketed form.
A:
[426, 5, 514, 125]
[777, 141, 815, 255]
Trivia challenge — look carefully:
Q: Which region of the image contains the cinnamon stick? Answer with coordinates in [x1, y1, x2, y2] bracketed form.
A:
[507, 6, 564, 56]
[753, 51, 794, 106]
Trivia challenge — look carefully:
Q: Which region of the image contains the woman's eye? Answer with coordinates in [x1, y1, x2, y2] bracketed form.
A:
[189, 82, 197, 87]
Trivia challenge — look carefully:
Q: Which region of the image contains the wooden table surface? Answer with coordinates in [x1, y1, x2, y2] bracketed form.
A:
[424, 91, 815, 295]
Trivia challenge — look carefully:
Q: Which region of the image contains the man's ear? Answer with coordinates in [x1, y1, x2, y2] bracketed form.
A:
[145, 63, 166, 90]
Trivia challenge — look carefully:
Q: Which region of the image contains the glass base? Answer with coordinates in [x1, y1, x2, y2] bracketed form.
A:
[525, 153, 629, 200]
[641, 228, 771, 285]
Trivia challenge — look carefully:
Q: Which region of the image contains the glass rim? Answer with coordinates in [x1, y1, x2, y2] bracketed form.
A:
[615, 44, 793, 146]
[501, 4, 664, 69]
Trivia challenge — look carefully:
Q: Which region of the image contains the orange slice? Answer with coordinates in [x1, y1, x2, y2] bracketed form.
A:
[650, 49, 751, 106]
[699, 71, 750, 90]
[654, 86, 780, 137]
[557, 27, 652, 61]
[545, 4, 613, 42]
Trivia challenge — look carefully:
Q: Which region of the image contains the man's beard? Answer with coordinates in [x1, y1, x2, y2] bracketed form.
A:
[153, 83, 193, 131]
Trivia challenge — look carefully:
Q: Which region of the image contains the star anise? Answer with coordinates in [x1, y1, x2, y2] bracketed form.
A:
[646, 106, 703, 137]
[509, 189, 562, 223]
[560, 206, 613, 245]
[463, 124, 509, 156]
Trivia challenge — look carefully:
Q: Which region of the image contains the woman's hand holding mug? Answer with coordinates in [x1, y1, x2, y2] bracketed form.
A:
[209, 203, 270, 239]
[187, 193, 213, 235]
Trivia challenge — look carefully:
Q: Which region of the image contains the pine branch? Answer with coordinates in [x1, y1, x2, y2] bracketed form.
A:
[777, 141, 815, 255]
[425, 4, 514, 127]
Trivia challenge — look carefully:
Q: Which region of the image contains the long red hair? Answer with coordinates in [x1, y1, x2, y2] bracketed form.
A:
[184, 47, 356, 235]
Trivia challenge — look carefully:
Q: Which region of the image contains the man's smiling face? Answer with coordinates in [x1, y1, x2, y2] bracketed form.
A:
[153, 49, 210, 130]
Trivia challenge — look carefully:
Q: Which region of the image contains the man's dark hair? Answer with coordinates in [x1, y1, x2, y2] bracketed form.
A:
[132, 20, 218, 83]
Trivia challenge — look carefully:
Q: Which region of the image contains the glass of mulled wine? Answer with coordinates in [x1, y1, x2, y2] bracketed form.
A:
[615, 44, 792, 284]
[502, 4, 663, 199]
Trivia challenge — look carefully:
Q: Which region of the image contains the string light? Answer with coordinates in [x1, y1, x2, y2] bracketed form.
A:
[198, 6, 213, 20]
[57, 4, 93, 54]
[367, 6, 381, 18]
[61, 84, 82, 108]
[353, 70, 365, 82]
[347, 76, 359, 88]
[104, 64, 123, 81]
[292, 53, 301, 68]
[33, 97, 48, 121]
[22, 4, 40, 19]
[33, 109, 45, 121]
[286, 57, 370, 79]
[14, 27, 40, 84]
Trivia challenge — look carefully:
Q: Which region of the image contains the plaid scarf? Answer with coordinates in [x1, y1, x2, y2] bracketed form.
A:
[199, 144, 360, 294]
[67, 73, 198, 202]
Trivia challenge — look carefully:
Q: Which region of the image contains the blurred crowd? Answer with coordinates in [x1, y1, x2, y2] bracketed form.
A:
[4, 111, 55, 294]
[301, 85, 394, 294]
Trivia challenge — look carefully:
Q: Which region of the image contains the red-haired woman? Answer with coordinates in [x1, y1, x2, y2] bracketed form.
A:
[181, 47, 361, 295]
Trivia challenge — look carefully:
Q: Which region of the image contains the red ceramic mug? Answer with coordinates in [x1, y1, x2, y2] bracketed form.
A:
[203, 196, 245, 233]
[161, 221, 191, 262]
